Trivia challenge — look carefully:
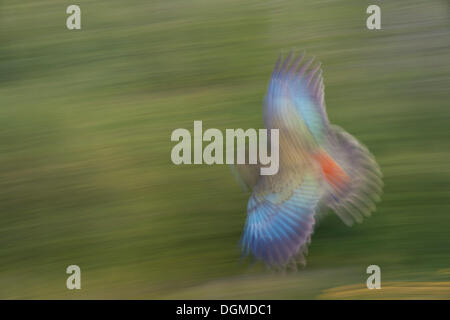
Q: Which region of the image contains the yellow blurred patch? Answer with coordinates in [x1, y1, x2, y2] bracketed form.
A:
[437, 268, 450, 275]
[319, 281, 450, 300]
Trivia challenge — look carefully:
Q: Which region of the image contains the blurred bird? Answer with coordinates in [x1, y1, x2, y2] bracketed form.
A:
[231, 52, 383, 268]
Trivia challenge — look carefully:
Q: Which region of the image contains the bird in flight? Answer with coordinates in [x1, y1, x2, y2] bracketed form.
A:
[231, 52, 383, 268]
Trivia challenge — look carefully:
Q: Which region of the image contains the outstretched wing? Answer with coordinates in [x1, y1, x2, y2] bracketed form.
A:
[264, 51, 330, 145]
[241, 174, 322, 267]
[319, 125, 383, 226]
[231, 52, 330, 193]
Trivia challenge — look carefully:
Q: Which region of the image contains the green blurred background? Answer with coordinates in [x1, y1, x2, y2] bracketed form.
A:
[0, 0, 449, 299]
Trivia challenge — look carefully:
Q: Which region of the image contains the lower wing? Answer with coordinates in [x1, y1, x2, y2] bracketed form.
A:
[240, 174, 322, 267]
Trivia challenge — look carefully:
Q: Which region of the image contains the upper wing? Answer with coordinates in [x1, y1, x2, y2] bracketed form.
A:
[231, 52, 330, 194]
[264, 52, 330, 145]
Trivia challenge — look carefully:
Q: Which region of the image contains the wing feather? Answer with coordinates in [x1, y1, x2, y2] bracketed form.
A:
[241, 174, 322, 267]
[264, 52, 330, 144]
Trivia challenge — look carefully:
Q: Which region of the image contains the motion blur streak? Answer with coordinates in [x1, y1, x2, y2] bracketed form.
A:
[0, 0, 449, 299]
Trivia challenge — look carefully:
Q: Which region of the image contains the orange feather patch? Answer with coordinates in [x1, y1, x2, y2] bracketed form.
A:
[314, 151, 349, 188]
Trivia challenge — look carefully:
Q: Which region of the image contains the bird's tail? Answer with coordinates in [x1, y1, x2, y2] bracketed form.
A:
[317, 125, 383, 226]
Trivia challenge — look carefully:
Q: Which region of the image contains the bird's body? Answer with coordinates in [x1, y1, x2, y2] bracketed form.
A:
[232, 52, 382, 267]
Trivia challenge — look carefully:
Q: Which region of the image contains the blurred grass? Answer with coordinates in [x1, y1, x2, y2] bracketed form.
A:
[0, 0, 449, 299]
